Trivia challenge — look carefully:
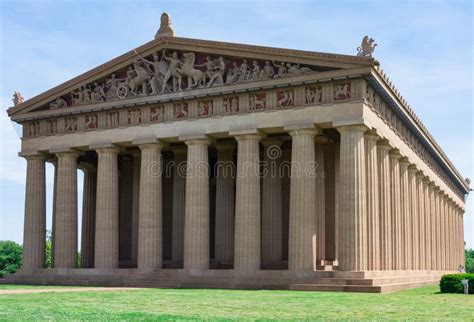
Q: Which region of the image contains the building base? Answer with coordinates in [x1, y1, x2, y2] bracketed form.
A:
[0, 269, 450, 293]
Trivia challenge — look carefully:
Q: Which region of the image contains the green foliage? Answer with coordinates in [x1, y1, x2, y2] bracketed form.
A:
[465, 248, 474, 273]
[45, 230, 52, 268]
[0, 240, 23, 278]
[440, 273, 474, 294]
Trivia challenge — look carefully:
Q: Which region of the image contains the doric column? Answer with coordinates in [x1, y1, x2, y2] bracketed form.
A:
[416, 172, 426, 270]
[94, 146, 120, 268]
[399, 158, 410, 270]
[336, 125, 367, 271]
[408, 165, 418, 270]
[79, 163, 97, 268]
[234, 133, 263, 271]
[214, 144, 235, 264]
[428, 182, 436, 270]
[22, 155, 47, 269]
[137, 142, 164, 270]
[439, 194, 446, 270]
[54, 151, 79, 268]
[287, 127, 317, 271]
[377, 140, 392, 270]
[433, 187, 441, 270]
[459, 209, 464, 270]
[442, 195, 448, 270]
[171, 148, 186, 263]
[314, 136, 326, 264]
[131, 151, 141, 266]
[448, 200, 454, 270]
[389, 150, 402, 270]
[183, 138, 211, 270]
[261, 140, 283, 265]
[423, 178, 431, 270]
[364, 131, 380, 270]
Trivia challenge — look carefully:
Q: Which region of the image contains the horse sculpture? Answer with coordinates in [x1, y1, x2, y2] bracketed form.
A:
[181, 52, 205, 89]
[129, 62, 149, 95]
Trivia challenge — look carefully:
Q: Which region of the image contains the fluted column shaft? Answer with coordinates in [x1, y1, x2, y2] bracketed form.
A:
[183, 139, 210, 270]
[365, 133, 380, 270]
[172, 149, 186, 262]
[94, 147, 120, 268]
[429, 183, 436, 270]
[440, 195, 446, 270]
[433, 188, 441, 270]
[314, 138, 326, 264]
[399, 159, 410, 270]
[215, 144, 235, 263]
[389, 151, 401, 270]
[337, 125, 367, 271]
[80, 166, 97, 268]
[423, 179, 431, 270]
[261, 140, 283, 265]
[54, 152, 79, 268]
[416, 173, 425, 270]
[234, 134, 263, 271]
[408, 166, 418, 270]
[443, 196, 449, 270]
[137, 143, 164, 270]
[22, 155, 47, 269]
[288, 129, 317, 271]
[377, 141, 392, 270]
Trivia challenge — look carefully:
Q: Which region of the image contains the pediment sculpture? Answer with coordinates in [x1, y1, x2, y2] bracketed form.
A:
[48, 49, 319, 110]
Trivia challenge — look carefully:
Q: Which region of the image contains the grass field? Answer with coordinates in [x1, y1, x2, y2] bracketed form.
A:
[0, 285, 473, 320]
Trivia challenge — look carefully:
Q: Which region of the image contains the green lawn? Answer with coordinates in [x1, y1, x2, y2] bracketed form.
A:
[0, 285, 472, 320]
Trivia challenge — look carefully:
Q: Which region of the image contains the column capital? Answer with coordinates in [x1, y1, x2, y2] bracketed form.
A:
[95, 146, 121, 155]
[399, 157, 410, 168]
[184, 138, 213, 146]
[335, 124, 369, 133]
[22, 154, 47, 161]
[416, 170, 425, 178]
[389, 149, 402, 159]
[138, 142, 167, 151]
[234, 133, 265, 142]
[288, 128, 319, 137]
[376, 139, 392, 150]
[408, 164, 418, 173]
[364, 130, 380, 141]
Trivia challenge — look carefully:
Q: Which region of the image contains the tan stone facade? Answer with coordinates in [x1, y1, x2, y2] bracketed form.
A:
[5, 20, 469, 292]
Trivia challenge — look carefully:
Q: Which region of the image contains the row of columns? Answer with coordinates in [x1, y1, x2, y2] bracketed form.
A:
[21, 124, 465, 272]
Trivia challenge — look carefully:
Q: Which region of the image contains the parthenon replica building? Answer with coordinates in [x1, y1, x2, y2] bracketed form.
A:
[5, 14, 469, 292]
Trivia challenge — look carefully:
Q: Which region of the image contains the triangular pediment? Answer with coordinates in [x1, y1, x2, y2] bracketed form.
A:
[8, 36, 376, 119]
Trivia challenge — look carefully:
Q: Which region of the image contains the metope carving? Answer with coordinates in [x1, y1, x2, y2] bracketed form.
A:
[305, 86, 322, 104]
[277, 89, 294, 108]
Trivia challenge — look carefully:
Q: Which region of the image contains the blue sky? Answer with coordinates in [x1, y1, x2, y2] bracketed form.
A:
[1, 0, 473, 248]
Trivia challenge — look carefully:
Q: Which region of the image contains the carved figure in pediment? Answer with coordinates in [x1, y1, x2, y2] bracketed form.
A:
[181, 52, 206, 90]
[140, 52, 167, 95]
[286, 63, 313, 76]
[161, 50, 183, 93]
[259, 61, 274, 80]
[90, 82, 105, 103]
[238, 59, 251, 82]
[250, 61, 260, 81]
[272, 61, 287, 79]
[226, 62, 241, 84]
[105, 74, 119, 99]
[207, 57, 226, 87]
[50, 97, 68, 109]
[128, 61, 149, 96]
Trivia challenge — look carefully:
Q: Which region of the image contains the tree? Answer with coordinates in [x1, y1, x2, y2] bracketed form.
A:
[465, 248, 474, 273]
[0, 240, 23, 278]
[45, 230, 52, 268]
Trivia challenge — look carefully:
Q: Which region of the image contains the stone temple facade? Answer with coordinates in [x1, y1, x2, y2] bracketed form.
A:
[5, 14, 469, 292]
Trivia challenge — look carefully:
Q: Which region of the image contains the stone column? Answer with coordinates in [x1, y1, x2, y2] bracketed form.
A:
[137, 143, 164, 270]
[448, 200, 454, 270]
[94, 147, 120, 268]
[234, 133, 263, 271]
[183, 138, 211, 270]
[214, 144, 235, 264]
[261, 140, 283, 265]
[399, 158, 410, 270]
[416, 172, 425, 270]
[337, 125, 367, 271]
[459, 209, 464, 269]
[54, 151, 79, 268]
[377, 140, 392, 270]
[389, 150, 402, 270]
[429, 182, 436, 270]
[22, 155, 47, 269]
[287, 127, 317, 271]
[439, 194, 446, 270]
[442, 195, 449, 270]
[79, 163, 97, 268]
[433, 187, 440, 270]
[131, 151, 141, 266]
[423, 178, 431, 270]
[314, 136, 326, 265]
[408, 165, 418, 270]
[365, 132, 380, 270]
[172, 148, 186, 263]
